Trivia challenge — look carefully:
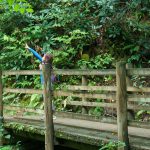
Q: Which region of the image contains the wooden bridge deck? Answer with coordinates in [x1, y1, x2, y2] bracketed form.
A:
[3, 115, 150, 150]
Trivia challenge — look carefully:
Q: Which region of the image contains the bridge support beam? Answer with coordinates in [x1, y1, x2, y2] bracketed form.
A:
[42, 58, 54, 150]
[116, 62, 129, 150]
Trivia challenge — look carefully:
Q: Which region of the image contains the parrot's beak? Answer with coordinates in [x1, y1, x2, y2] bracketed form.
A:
[25, 43, 29, 49]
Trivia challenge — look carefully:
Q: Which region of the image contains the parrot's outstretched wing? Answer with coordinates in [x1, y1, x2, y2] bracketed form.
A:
[27, 46, 42, 62]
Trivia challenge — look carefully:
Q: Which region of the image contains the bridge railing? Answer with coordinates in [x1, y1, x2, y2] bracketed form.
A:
[0, 61, 150, 150]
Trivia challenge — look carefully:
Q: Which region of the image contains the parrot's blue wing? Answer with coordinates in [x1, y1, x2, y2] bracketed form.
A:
[28, 47, 42, 62]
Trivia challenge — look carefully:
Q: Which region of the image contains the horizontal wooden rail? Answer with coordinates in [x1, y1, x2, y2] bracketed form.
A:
[3, 88, 116, 99]
[127, 68, 150, 76]
[127, 87, 150, 93]
[68, 86, 150, 93]
[128, 104, 150, 111]
[63, 100, 150, 110]
[4, 87, 150, 96]
[54, 91, 116, 99]
[3, 88, 43, 94]
[2, 69, 116, 76]
[54, 69, 116, 76]
[3, 88, 150, 102]
[4, 105, 44, 114]
[2, 70, 41, 75]
[68, 86, 116, 91]
[128, 121, 150, 129]
[128, 94, 150, 102]
[62, 101, 116, 108]
[3, 68, 150, 76]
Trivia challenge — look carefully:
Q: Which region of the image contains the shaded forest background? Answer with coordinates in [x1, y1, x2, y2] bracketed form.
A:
[0, 0, 150, 71]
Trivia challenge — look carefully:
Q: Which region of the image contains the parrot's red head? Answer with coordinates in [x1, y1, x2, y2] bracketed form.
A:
[42, 54, 53, 63]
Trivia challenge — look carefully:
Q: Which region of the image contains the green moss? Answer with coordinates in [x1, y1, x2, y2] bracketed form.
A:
[0, 145, 19, 150]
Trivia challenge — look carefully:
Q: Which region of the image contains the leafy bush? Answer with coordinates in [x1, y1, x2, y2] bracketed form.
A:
[0, 0, 150, 114]
[100, 141, 125, 150]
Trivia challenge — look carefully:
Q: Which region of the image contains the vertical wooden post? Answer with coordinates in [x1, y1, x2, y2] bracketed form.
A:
[116, 62, 129, 150]
[42, 61, 54, 150]
[82, 75, 88, 114]
[0, 71, 3, 146]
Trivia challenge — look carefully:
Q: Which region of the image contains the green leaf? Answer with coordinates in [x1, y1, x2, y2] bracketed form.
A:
[137, 110, 145, 116]
[20, 7, 25, 14]
[14, 4, 20, 12]
[7, 0, 14, 6]
[26, 8, 33, 13]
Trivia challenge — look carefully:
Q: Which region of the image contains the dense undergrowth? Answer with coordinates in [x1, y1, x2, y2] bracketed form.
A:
[0, 0, 150, 70]
[0, 0, 150, 121]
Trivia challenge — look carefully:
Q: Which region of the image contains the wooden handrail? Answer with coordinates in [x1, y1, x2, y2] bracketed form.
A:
[2, 68, 150, 76]
[2, 70, 41, 75]
[127, 68, 150, 76]
[2, 69, 116, 76]
[3, 88, 43, 94]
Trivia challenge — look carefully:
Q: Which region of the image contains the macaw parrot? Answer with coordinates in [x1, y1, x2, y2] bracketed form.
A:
[25, 44, 56, 113]
[25, 44, 56, 84]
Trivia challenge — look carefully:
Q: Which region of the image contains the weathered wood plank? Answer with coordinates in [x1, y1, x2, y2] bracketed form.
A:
[3, 87, 150, 99]
[3, 88, 43, 94]
[54, 69, 116, 76]
[128, 95, 150, 102]
[127, 87, 150, 93]
[5, 113, 150, 129]
[62, 101, 116, 108]
[54, 91, 116, 99]
[68, 86, 116, 91]
[2, 69, 116, 76]
[4, 105, 44, 114]
[55, 112, 150, 129]
[62, 99, 149, 110]
[3, 88, 149, 107]
[55, 111, 116, 123]
[3, 88, 116, 99]
[67, 86, 150, 93]
[128, 104, 150, 111]
[2, 70, 41, 75]
[127, 68, 150, 76]
[128, 121, 150, 129]
[116, 62, 129, 150]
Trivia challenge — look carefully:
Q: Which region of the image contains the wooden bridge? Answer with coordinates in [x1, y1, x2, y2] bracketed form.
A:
[0, 62, 150, 150]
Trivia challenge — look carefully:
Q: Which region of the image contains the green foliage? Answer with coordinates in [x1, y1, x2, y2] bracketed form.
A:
[89, 106, 104, 117]
[100, 141, 125, 150]
[0, 0, 33, 14]
[77, 54, 114, 69]
[136, 110, 150, 121]
[28, 94, 42, 107]
[1, 0, 150, 71]
[0, 145, 15, 150]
